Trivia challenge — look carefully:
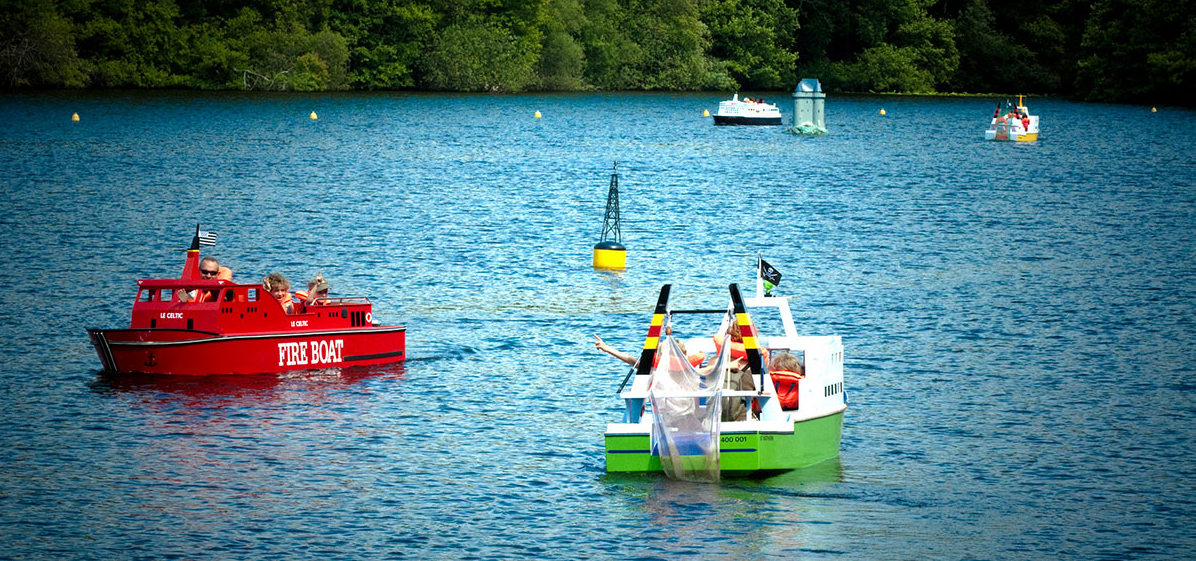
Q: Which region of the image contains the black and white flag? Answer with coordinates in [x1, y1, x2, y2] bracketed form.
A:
[198, 230, 217, 247]
[759, 259, 782, 292]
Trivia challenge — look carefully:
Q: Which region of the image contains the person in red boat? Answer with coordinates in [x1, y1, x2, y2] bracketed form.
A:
[179, 257, 229, 302]
[293, 273, 331, 313]
[262, 272, 295, 314]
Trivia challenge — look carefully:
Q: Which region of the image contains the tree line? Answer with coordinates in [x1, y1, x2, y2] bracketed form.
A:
[1, 0, 1191, 105]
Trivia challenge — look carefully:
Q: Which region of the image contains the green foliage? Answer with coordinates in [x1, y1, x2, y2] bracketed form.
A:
[535, 0, 586, 90]
[0, 0, 86, 87]
[328, 1, 437, 89]
[702, 0, 799, 90]
[620, 0, 722, 90]
[833, 43, 935, 92]
[579, 0, 642, 89]
[1076, 0, 1195, 104]
[1, 0, 1191, 102]
[420, 22, 539, 91]
[234, 27, 349, 91]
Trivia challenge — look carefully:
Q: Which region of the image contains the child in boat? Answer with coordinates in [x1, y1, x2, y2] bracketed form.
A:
[262, 272, 294, 314]
[294, 274, 332, 310]
[769, 352, 805, 410]
[594, 332, 705, 368]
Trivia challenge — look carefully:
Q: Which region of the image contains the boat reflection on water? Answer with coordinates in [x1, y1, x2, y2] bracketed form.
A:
[602, 457, 844, 555]
[90, 362, 406, 404]
[602, 456, 843, 488]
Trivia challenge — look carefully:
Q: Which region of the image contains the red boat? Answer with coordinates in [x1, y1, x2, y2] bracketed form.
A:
[87, 226, 406, 376]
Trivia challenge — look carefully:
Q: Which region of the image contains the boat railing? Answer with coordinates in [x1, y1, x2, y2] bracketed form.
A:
[310, 296, 371, 306]
[619, 388, 774, 423]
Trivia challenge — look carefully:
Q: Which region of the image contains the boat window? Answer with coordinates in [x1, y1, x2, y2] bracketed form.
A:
[751, 312, 786, 342]
[138, 288, 157, 302]
[161, 288, 175, 301]
[222, 289, 235, 302]
[247, 288, 258, 302]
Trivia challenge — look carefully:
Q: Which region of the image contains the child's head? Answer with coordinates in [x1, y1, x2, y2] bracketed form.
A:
[770, 353, 802, 374]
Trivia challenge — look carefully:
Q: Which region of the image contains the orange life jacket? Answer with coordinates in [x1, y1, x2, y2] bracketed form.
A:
[295, 289, 330, 306]
[276, 292, 294, 313]
[771, 369, 803, 410]
[713, 334, 748, 361]
[192, 267, 232, 303]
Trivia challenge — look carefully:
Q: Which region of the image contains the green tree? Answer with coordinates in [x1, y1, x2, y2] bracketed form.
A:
[230, 9, 350, 91]
[580, 0, 643, 89]
[701, 0, 799, 90]
[329, 0, 438, 89]
[536, 0, 586, 89]
[1076, 0, 1195, 104]
[420, 22, 539, 91]
[0, 0, 86, 87]
[795, 0, 959, 93]
[623, 0, 724, 90]
[72, 0, 197, 87]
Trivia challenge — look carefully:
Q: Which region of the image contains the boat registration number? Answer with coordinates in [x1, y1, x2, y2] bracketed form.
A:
[277, 339, 344, 367]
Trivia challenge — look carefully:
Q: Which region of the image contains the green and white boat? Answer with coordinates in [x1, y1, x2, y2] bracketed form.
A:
[604, 266, 846, 480]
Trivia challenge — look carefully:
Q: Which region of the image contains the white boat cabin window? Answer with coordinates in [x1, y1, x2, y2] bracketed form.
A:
[247, 288, 258, 302]
[749, 309, 787, 343]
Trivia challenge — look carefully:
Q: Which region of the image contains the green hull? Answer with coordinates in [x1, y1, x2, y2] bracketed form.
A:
[605, 411, 844, 475]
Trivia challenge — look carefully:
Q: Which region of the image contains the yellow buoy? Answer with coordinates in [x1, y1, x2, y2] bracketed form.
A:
[1152, 107, 1158, 113]
[534, 110, 542, 118]
[310, 111, 318, 120]
[593, 242, 626, 270]
[703, 109, 710, 117]
[71, 112, 79, 122]
[879, 108, 886, 115]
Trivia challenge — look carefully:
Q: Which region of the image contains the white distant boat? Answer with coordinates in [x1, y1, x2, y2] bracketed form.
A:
[713, 93, 782, 126]
[985, 95, 1040, 141]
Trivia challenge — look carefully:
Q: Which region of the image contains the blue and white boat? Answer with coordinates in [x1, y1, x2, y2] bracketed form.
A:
[713, 93, 782, 126]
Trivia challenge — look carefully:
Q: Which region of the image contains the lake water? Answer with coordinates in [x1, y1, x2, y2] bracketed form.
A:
[1, 90, 1194, 560]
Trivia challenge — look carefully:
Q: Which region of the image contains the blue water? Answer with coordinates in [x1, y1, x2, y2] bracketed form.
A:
[1, 90, 1195, 560]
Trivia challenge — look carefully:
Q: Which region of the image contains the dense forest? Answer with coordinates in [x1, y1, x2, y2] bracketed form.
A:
[1, 0, 1192, 104]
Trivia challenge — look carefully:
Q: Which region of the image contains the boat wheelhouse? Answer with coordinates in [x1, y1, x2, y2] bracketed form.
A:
[712, 93, 783, 126]
[87, 226, 405, 376]
[604, 266, 846, 479]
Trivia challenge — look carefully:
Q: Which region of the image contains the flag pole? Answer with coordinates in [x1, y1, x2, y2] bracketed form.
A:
[756, 252, 765, 297]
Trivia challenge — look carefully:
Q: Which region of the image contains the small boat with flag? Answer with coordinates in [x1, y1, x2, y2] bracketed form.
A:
[87, 226, 406, 376]
[604, 260, 846, 480]
[985, 95, 1040, 141]
[712, 93, 783, 126]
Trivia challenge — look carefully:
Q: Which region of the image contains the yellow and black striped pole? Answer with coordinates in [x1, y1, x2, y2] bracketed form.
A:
[593, 162, 626, 269]
[636, 284, 672, 376]
[728, 283, 763, 375]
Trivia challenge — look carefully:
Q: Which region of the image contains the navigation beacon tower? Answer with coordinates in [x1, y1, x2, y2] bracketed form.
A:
[593, 162, 626, 270]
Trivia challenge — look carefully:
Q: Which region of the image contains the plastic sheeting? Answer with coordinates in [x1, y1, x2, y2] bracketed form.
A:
[648, 335, 730, 481]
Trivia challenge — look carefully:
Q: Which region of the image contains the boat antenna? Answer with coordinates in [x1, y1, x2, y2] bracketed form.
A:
[599, 162, 621, 244]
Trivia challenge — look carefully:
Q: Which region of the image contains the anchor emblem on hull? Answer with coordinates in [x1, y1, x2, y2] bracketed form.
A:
[145, 352, 157, 367]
